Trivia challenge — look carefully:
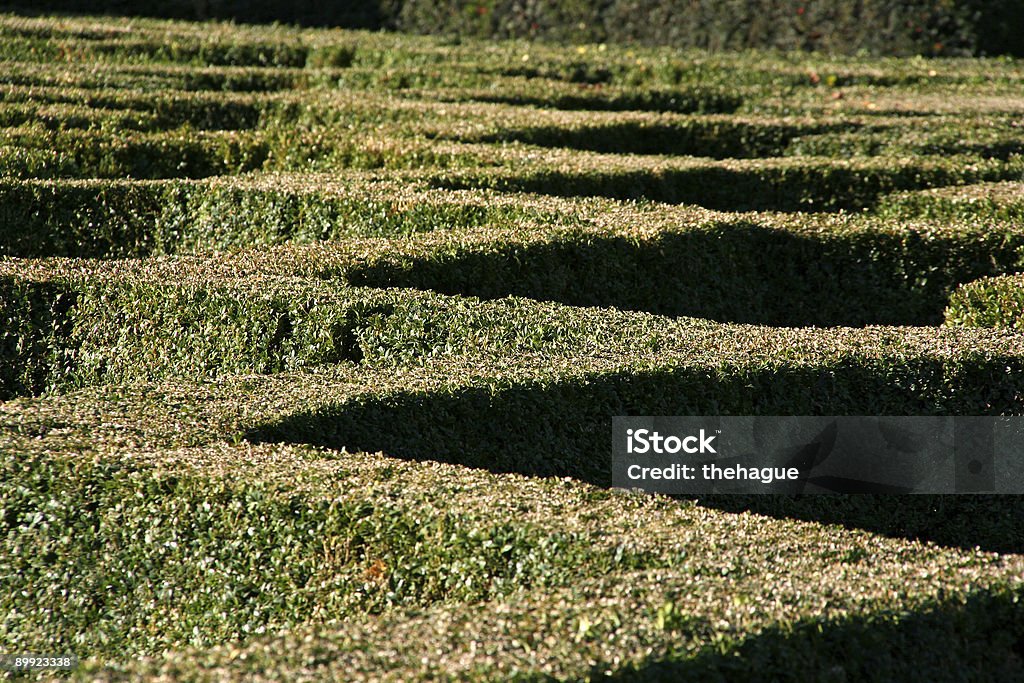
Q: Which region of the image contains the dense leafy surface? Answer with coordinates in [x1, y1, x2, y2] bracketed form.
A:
[9, 0, 1024, 57]
[1, 13, 1024, 681]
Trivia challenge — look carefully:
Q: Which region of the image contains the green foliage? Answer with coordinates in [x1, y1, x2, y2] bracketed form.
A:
[0, 452, 607, 654]
[2, 12, 1024, 681]
[349, 214, 1024, 327]
[0, 278, 77, 399]
[0, 127, 476, 180]
[945, 275, 1024, 329]
[877, 182, 1024, 223]
[12, 0, 1022, 55]
[0, 0, 397, 30]
[0, 129, 271, 179]
[0, 178, 543, 257]
[0, 276, 404, 394]
[599, 0, 979, 55]
[435, 154, 1024, 212]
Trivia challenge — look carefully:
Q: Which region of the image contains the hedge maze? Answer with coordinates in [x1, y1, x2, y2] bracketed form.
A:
[2, 12, 1024, 681]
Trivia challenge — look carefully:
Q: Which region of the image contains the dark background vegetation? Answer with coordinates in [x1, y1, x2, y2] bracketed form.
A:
[3, 0, 1023, 57]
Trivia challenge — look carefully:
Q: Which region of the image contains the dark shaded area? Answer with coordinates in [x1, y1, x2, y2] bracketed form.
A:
[247, 365, 1024, 552]
[702, 493, 1024, 556]
[970, 0, 1024, 57]
[5, 1, 1022, 57]
[348, 224, 1024, 327]
[602, 589, 1024, 682]
[0, 2, 396, 29]
[432, 162, 1014, 213]
[0, 133, 270, 182]
[0, 182, 168, 258]
[0, 276, 79, 400]
[468, 121, 851, 159]
[468, 90, 744, 115]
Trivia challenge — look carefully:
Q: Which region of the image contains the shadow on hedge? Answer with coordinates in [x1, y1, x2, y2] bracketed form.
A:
[0, 4, 390, 29]
[431, 161, 1012, 212]
[602, 589, 1024, 682]
[472, 90, 744, 114]
[468, 120, 849, 159]
[0, 277, 79, 400]
[246, 367, 1024, 553]
[349, 222, 1023, 326]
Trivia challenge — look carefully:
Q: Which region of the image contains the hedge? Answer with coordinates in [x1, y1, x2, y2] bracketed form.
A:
[0, 177, 529, 257]
[5, 245, 1024, 404]
[0, 276, 376, 398]
[4, 177, 1024, 328]
[877, 182, 1024, 222]
[6, 0, 1023, 56]
[463, 116, 847, 159]
[0, 59, 749, 113]
[3, 255, 1024, 493]
[0, 127, 476, 180]
[945, 274, 1024, 329]
[1, 445, 640, 655]
[81, 585, 1024, 680]
[430, 152, 1024, 212]
[4, 266, 1024, 667]
[348, 214, 1024, 327]
[4, 176, 1024, 338]
[6, 422, 1023, 665]
[3, 13, 1024, 680]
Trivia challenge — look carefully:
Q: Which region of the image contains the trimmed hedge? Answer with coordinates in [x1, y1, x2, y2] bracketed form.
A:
[7, 1, 1024, 56]
[0, 276, 76, 398]
[1, 449, 629, 655]
[467, 85, 744, 114]
[348, 214, 1024, 327]
[0, 128, 475, 179]
[7, 416, 1022, 663]
[0, 62, 310, 93]
[0, 178, 534, 257]
[0, 60, 749, 113]
[431, 153, 1024, 212]
[0, 129, 271, 179]
[250, 346, 1024, 488]
[945, 274, 1024, 329]
[0, 275, 400, 397]
[786, 121, 1024, 161]
[3, 13, 1024, 681]
[463, 116, 849, 159]
[83, 585, 1024, 681]
[464, 114, 1024, 161]
[4, 254, 1024, 472]
[5, 247, 1024, 403]
[4, 178, 1023, 328]
[877, 182, 1024, 222]
[4, 271, 1024, 665]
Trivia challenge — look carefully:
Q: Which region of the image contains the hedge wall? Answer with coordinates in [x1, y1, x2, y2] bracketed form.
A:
[0, 0, 399, 29]
[4, 0, 1023, 56]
